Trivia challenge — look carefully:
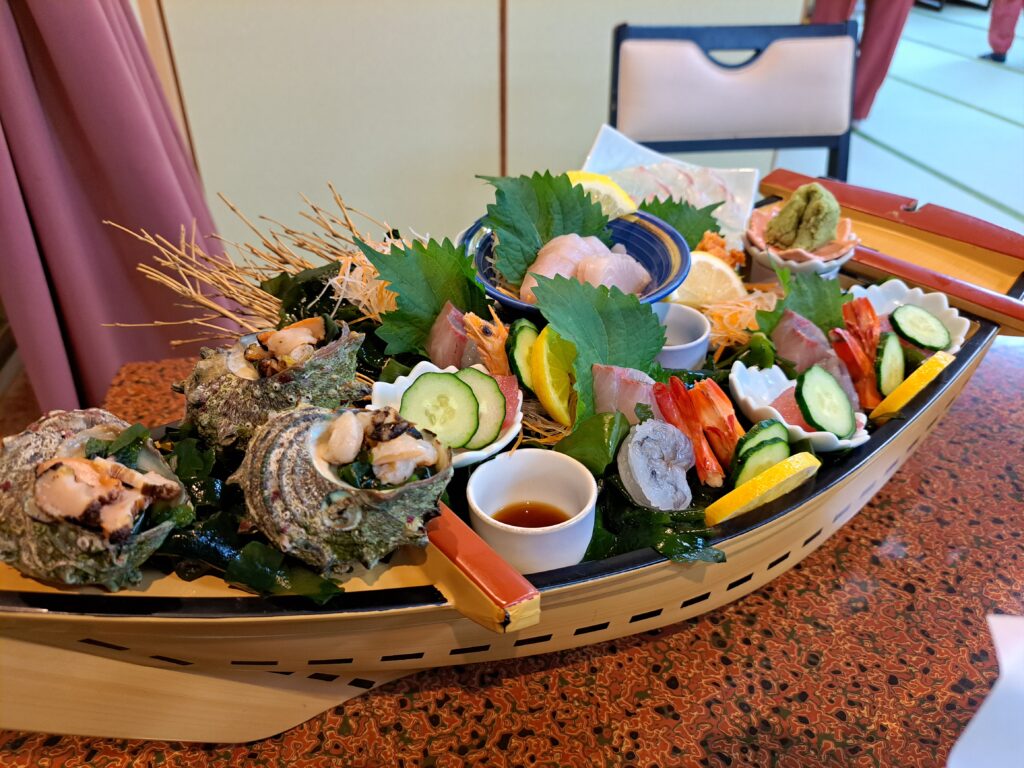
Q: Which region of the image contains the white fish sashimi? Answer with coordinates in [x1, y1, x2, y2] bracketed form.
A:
[592, 364, 660, 425]
[520, 234, 653, 303]
[576, 250, 652, 295]
[519, 233, 606, 304]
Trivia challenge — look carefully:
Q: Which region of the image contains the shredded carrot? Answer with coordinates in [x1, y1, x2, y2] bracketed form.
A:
[702, 290, 778, 354]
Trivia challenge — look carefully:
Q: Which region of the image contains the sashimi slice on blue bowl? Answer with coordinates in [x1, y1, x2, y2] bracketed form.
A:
[461, 210, 691, 318]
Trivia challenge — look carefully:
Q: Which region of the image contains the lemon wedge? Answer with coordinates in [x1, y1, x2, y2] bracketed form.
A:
[666, 250, 746, 306]
[566, 171, 638, 219]
[869, 350, 954, 421]
[705, 452, 821, 526]
[530, 326, 576, 427]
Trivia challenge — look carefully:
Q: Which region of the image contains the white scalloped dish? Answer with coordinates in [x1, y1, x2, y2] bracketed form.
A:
[371, 361, 523, 469]
[729, 362, 870, 452]
[849, 279, 968, 354]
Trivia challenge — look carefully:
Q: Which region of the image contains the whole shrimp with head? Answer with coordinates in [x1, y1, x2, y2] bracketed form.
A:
[518, 234, 652, 304]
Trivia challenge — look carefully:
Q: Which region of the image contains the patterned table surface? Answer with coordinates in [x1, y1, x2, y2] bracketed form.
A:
[1, 338, 1021, 767]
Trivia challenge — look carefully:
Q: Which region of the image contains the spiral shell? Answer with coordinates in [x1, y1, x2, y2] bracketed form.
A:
[0, 409, 183, 590]
[174, 324, 367, 450]
[230, 407, 452, 577]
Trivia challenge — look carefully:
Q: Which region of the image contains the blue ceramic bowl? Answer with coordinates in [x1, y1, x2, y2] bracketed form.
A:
[461, 210, 691, 317]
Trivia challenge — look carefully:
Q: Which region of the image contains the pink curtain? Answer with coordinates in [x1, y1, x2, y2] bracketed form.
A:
[0, 0, 220, 411]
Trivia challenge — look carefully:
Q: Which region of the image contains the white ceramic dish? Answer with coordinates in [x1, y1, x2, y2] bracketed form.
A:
[849, 279, 968, 354]
[466, 449, 597, 574]
[371, 361, 523, 469]
[652, 303, 710, 370]
[729, 361, 870, 452]
[744, 234, 856, 281]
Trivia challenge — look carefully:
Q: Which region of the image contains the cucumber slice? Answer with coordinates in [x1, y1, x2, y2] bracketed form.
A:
[795, 365, 856, 439]
[507, 319, 540, 393]
[731, 438, 791, 487]
[735, 419, 788, 461]
[890, 305, 950, 351]
[875, 332, 905, 397]
[399, 373, 479, 448]
[455, 368, 507, 450]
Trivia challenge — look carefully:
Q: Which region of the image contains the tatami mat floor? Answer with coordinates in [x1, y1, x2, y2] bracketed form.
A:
[777, 4, 1024, 233]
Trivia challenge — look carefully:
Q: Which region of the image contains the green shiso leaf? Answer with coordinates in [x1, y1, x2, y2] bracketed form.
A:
[480, 172, 611, 288]
[356, 237, 489, 356]
[532, 275, 665, 426]
[554, 412, 630, 477]
[756, 267, 850, 336]
[638, 198, 721, 250]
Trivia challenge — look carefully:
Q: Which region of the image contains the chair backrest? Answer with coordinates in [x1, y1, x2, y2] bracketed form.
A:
[610, 22, 858, 180]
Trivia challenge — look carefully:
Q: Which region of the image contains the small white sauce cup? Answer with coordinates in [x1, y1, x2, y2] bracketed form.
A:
[466, 449, 597, 575]
[652, 303, 711, 370]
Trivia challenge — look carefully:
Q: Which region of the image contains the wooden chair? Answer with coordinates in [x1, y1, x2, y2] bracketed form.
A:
[610, 22, 858, 181]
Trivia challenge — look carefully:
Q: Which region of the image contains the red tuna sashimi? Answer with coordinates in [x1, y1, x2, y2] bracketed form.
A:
[426, 301, 467, 369]
[770, 387, 814, 432]
[592, 364, 660, 425]
[493, 375, 522, 430]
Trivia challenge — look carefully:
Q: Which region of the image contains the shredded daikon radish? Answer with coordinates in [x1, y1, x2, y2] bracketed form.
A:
[703, 290, 779, 360]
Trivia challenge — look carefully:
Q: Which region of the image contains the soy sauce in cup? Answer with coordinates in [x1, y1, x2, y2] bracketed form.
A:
[493, 501, 569, 529]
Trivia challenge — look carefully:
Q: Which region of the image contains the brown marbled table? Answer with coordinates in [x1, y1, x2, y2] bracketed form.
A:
[1, 338, 1021, 767]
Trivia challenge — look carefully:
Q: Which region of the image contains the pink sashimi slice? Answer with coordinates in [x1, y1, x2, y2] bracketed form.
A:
[576, 250, 652, 296]
[771, 310, 860, 409]
[519, 233, 608, 304]
[426, 301, 466, 369]
[592, 364, 661, 425]
[493, 375, 522, 430]
[770, 387, 814, 432]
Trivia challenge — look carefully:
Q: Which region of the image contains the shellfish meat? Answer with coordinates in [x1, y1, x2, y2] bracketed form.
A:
[0, 409, 187, 590]
[230, 406, 452, 577]
[174, 320, 367, 450]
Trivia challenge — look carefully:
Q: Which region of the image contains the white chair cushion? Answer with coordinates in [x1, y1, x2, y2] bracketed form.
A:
[617, 36, 855, 142]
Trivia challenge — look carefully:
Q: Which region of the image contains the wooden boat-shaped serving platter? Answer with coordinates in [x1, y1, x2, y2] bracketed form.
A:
[0, 172, 1021, 743]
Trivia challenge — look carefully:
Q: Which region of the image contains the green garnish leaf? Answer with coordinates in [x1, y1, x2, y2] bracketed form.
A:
[356, 238, 489, 356]
[147, 503, 196, 529]
[84, 423, 151, 469]
[756, 267, 849, 336]
[634, 403, 655, 424]
[555, 412, 630, 477]
[480, 172, 611, 288]
[261, 263, 342, 325]
[379, 357, 413, 384]
[532, 276, 665, 425]
[225, 542, 342, 605]
[638, 198, 721, 250]
[169, 437, 215, 481]
[583, 480, 724, 563]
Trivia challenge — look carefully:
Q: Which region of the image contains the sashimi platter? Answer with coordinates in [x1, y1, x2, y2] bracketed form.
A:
[0, 166, 1012, 741]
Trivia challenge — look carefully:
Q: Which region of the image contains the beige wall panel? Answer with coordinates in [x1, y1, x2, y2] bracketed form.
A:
[507, 0, 805, 175]
[163, 0, 500, 246]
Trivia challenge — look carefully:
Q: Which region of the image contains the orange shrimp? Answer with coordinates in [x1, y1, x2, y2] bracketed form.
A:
[463, 305, 512, 376]
[689, 379, 746, 466]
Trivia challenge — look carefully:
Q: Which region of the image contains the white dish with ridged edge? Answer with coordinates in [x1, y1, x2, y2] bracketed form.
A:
[371, 360, 523, 469]
[729, 361, 870, 452]
[849, 279, 968, 354]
